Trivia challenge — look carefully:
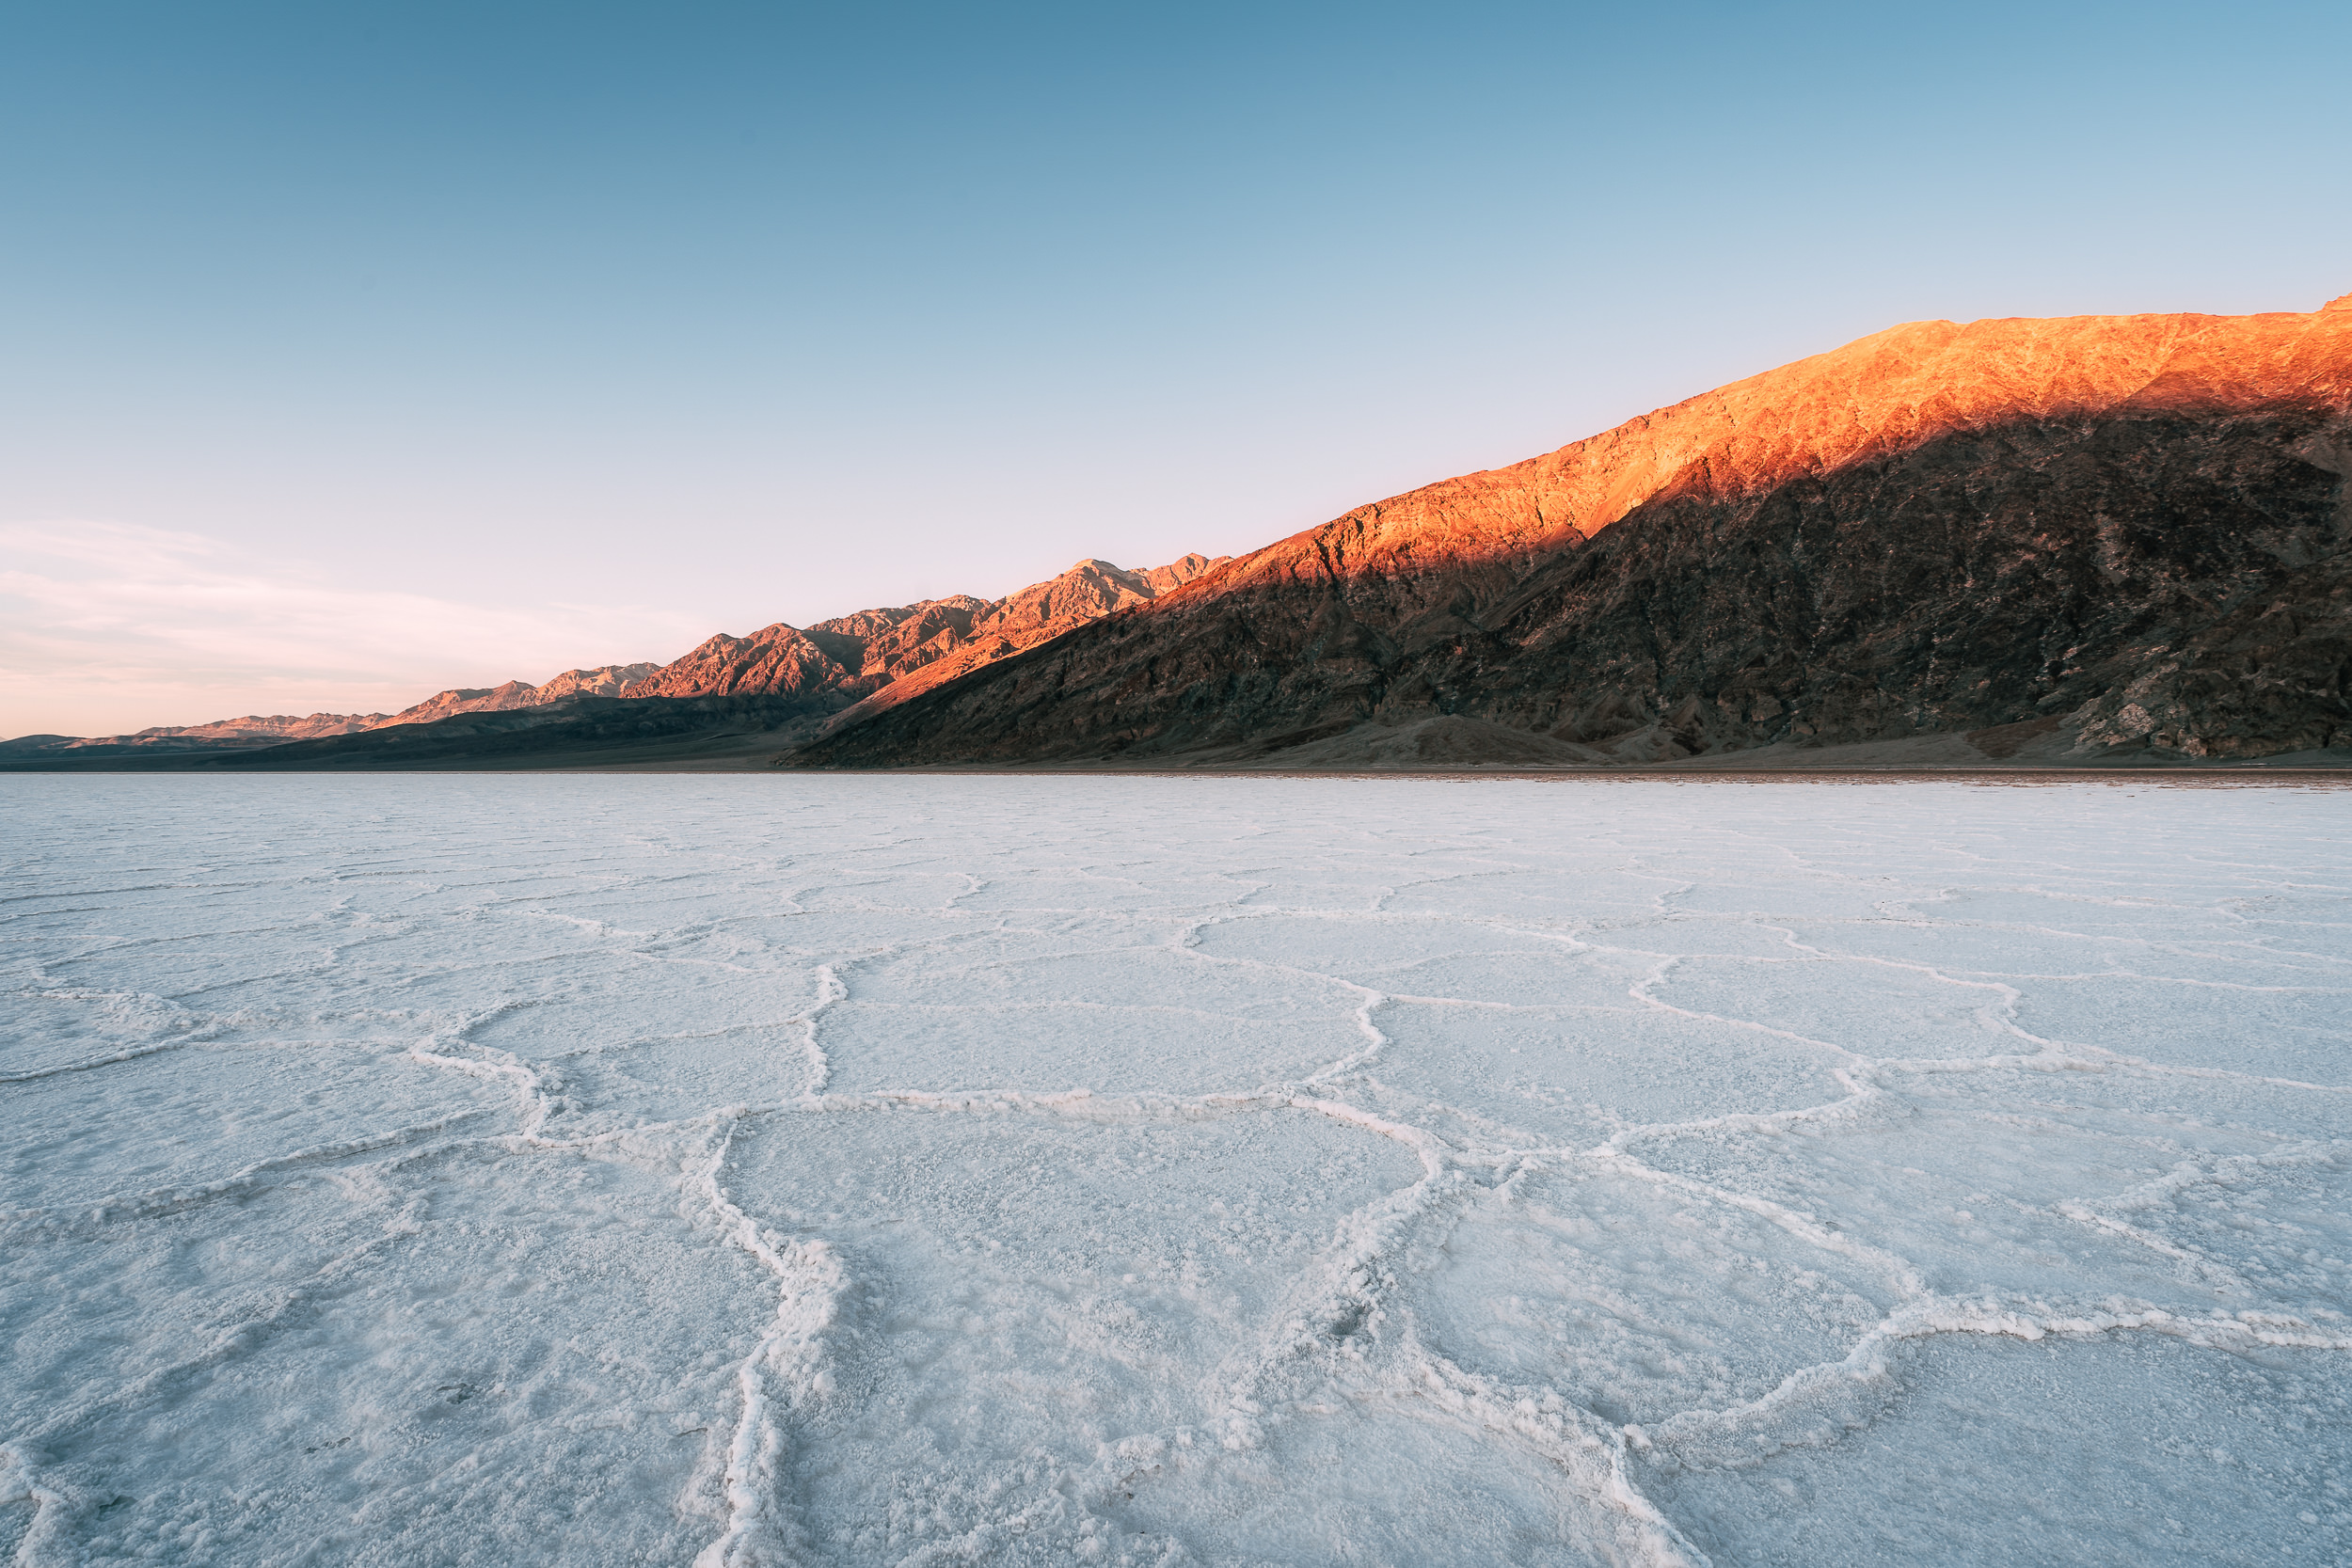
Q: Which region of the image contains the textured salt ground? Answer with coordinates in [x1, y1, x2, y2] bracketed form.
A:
[2, 775, 2348, 1567]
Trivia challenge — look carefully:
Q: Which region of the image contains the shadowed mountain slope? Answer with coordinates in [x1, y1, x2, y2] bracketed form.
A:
[792, 299, 2352, 768]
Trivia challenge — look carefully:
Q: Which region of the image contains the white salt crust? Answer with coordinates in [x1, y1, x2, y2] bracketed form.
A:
[1, 774, 2347, 1565]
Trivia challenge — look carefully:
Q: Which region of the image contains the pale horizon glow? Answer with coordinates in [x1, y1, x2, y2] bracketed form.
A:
[0, 521, 716, 736]
[5, 0, 2349, 737]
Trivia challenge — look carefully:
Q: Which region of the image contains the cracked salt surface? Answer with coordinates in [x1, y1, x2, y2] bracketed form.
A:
[2, 775, 2347, 1567]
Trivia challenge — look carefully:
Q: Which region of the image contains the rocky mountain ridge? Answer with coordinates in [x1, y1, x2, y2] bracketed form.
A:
[792, 296, 2352, 770]
[386, 664, 663, 728]
[7, 559, 1224, 757]
[620, 555, 1225, 710]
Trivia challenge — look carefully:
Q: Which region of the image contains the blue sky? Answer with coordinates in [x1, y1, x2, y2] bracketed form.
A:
[5, 0, 2348, 734]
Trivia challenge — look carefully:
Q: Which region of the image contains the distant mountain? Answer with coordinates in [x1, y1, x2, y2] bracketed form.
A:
[36, 711, 391, 752]
[8, 664, 661, 759]
[791, 296, 2352, 769]
[4, 560, 1226, 768]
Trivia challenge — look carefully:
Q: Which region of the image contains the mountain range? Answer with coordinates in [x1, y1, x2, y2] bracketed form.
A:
[10, 296, 2350, 771]
[796, 294, 2352, 770]
[4, 663, 662, 755]
[0, 555, 1225, 765]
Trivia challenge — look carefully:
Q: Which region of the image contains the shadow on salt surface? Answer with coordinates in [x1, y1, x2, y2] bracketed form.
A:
[1644, 956, 2026, 1059]
[1653, 880, 1931, 921]
[25, 927, 345, 1009]
[1884, 885, 2281, 940]
[726, 1105, 1430, 1563]
[820, 943, 1367, 1093]
[157, 903, 643, 1015]
[484, 1028, 820, 1133]
[1926, 1060, 2352, 1143]
[3, 1156, 405, 1422]
[1113, 1408, 1618, 1568]
[473, 879, 823, 933]
[2214, 886, 2352, 935]
[0, 1043, 501, 1212]
[1193, 916, 1670, 1011]
[450, 959, 829, 1125]
[1385, 949, 1673, 1010]
[1631, 1073, 2304, 1307]
[1405, 1165, 1893, 1427]
[3, 1144, 774, 1568]
[1371, 867, 1688, 925]
[1, 990, 203, 1078]
[458, 958, 831, 1050]
[946, 869, 1263, 915]
[787, 866, 1042, 911]
[348, 907, 828, 982]
[1785, 912, 2352, 989]
[1647, 1333, 2352, 1568]
[1591, 918, 1849, 961]
[1364, 1005, 1850, 1148]
[1184, 913, 1578, 978]
[2119, 1146, 2352, 1319]
[2011, 975, 2352, 1084]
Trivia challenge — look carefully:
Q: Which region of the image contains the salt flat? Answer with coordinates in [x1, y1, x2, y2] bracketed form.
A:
[2, 774, 2347, 1567]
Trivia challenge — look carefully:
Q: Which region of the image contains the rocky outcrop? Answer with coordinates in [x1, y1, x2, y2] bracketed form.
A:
[791, 300, 2352, 768]
[984, 557, 1215, 634]
[803, 596, 995, 682]
[387, 664, 664, 724]
[818, 555, 1228, 727]
[620, 626, 848, 703]
[389, 682, 542, 723]
[615, 555, 1229, 721]
[523, 664, 664, 704]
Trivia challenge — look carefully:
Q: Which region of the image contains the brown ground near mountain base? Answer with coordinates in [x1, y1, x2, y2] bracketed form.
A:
[755, 716, 2352, 776]
[22, 725, 2345, 774]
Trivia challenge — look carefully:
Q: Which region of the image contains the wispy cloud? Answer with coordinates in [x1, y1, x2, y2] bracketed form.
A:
[0, 519, 710, 738]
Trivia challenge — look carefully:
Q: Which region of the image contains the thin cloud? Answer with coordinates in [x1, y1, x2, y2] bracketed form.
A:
[0, 519, 710, 737]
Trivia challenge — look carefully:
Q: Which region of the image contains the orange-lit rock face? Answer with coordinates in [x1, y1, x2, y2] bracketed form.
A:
[987, 558, 1181, 630]
[623, 626, 844, 701]
[373, 665, 662, 727]
[805, 596, 994, 681]
[1222, 308, 2352, 591]
[618, 555, 1229, 711]
[528, 664, 663, 703]
[823, 554, 1229, 725]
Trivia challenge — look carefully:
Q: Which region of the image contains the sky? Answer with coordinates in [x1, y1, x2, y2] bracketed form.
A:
[4, 0, 2349, 737]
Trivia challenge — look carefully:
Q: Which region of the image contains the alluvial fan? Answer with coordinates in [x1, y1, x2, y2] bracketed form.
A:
[2, 774, 2348, 1567]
